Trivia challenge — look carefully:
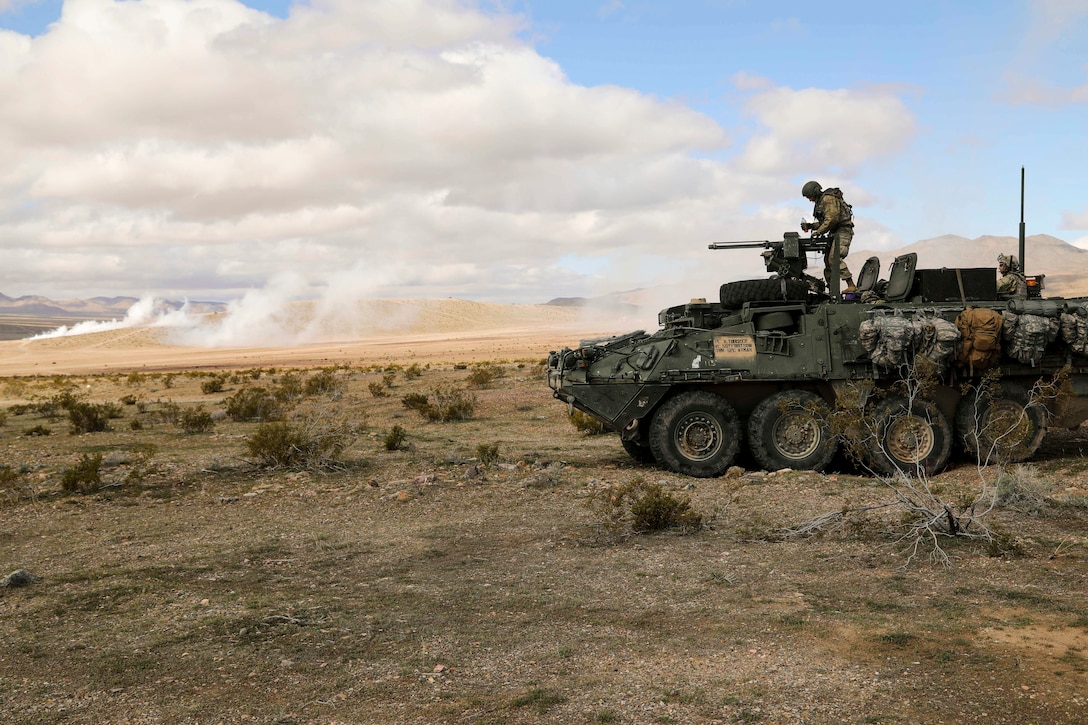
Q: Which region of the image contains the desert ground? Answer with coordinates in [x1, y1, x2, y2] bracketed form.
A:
[2, 300, 1088, 724]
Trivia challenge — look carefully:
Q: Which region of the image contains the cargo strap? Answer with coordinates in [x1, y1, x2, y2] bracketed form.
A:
[955, 269, 966, 307]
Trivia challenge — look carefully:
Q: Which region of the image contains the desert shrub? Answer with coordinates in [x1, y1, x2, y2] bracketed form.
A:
[995, 465, 1052, 514]
[244, 408, 355, 469]
[383, 425, 409, 451]
[401, 386, 476, 422]
[224, 386, 282, 421]
[304, 369, 344, 396]
[161, 374, 176, 389]
[34, 389, 81, 418]
[126, 371, 146, 386]
[273, 372, 303, 401]
[23, 424, 52, 437]
[68, 402, 114, 434]
[178, 406, 215, 434]
[0, 410, 6, 427]
[61, 453, 104, 494]
[591, 478, 705, 536]
[569, 409, 606, 435]
[467, 362, 504, 388]
[129, 419, 143, 431]
[476, 442, 500, 465]
[403, 363, 424, 380]
[8, 403, 33, 416]
[155, 401, 181, 425]
[368, 381, 389, 398]
[0, 465, 32, 504]
[119, 394, 138, 406]
[201, 376, 226, 394]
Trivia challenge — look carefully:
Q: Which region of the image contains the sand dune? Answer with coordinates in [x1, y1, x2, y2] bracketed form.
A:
[0, 299, 619, 376]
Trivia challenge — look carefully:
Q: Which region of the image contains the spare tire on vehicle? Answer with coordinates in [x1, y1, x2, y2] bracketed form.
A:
[720, 278, 809, 308]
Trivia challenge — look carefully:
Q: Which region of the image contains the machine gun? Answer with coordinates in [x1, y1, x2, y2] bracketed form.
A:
[708, 231, 832, 287]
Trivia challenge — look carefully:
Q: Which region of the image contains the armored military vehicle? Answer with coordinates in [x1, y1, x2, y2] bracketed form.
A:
[547, 230, 1088, 478]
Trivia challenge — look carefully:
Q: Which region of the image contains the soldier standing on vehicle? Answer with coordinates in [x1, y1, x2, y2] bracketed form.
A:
[800, 180, 855, 294]
[997, 253, 1028, 299]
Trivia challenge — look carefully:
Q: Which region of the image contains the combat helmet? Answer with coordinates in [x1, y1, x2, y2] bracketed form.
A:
[998, 253, 1019, 271]
[801, 180, 822, 199]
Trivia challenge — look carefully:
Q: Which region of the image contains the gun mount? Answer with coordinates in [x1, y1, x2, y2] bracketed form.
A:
[709, 231, 832, 294]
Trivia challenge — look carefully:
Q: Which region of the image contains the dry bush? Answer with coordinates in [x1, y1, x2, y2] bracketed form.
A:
[177, 406, 215, 434]
[61, 453, 104, 494]
[569, 409, 606, 435]
[200, 375, 226, 394]
[590, 477, 705, 538]
[303, 368, 344, 396]
[383, 425, 409, 451]
[401, 386, 476, 422]
[368, 381, 389, 398]
[995, 464, 1053, 513]
[476, 442, 500, 465]
[224, 386, 282, 422]
[403, 363, 424, 380]
[244, 405, 357, 470]
[466, 362, 504, 388]
[68, 402, 117, 434]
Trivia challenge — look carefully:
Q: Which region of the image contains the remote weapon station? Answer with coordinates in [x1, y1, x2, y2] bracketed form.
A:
[547, 173, 1088, 477]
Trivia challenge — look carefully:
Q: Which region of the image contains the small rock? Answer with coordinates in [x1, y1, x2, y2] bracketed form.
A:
[413, 474, 435, 485]
[0, 569, 41, 588]
[395, 490, 412, 502]
[463, 464, 483, 480]
[726, 466, 746, 479]
[433, 663, 447, 673]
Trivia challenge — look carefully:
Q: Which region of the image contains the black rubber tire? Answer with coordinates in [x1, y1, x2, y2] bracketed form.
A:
[747, 390, 837, 472]
[648, 391, 741, 478]
[620, 436, 656, 465]
[868, 396, 953, 477]
[720, 278, 809, 308]
[955, 381, 1047, 464]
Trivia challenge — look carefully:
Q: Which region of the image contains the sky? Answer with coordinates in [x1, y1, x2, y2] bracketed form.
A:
[0, 0, 1086, 308]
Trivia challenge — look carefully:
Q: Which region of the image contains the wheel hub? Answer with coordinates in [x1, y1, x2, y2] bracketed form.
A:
[772, 413, 820, 460]
[675, 413, 723, 461]
[886, 415, 934, 464]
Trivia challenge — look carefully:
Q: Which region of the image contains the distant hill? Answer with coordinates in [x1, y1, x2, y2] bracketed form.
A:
[848, 234, 1088, 297]
[0, 292, 227, 318]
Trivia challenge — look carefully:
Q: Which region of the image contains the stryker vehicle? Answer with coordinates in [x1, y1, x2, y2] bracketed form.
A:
[547, 227, 1088, 478]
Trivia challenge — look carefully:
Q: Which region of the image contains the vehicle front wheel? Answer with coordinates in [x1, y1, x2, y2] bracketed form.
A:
[649, 391, 741, 478]
[747, 390, 837, 472]
[869, 396, 952, 477]
[621, 436, 656, 465]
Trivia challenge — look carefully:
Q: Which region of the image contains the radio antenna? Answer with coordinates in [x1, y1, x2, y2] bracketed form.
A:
[1019, 166, 1026, 273]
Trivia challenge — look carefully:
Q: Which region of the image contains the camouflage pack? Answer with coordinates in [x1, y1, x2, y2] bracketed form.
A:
[1002, 310, 1058, 367]
[860, 311, 918, 370]
[1060, 305, 1088, 356]
[955, 307, 1003, 373]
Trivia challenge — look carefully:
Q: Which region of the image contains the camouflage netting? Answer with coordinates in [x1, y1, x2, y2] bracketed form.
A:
[1001, 310, 1059, 367]
[859, 310, 960, 371]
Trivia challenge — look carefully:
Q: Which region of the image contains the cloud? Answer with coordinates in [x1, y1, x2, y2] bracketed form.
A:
[733, 85, 917, 174]
[1000, 0, 1088, 106]
[1061, 208, 1088, 230]
[0, 0, 917, 324]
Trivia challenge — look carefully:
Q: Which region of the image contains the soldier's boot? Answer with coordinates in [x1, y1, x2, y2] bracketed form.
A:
[842, 277, 857, 294]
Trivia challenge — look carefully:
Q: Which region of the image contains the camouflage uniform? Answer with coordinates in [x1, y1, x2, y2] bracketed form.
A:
[996, 253, 1028, 299]
[811, 191, 854, 288]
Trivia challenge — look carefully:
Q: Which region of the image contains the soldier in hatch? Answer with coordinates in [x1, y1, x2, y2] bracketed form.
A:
[997, 253, 1028, 299]
[800, 180, 855, 294]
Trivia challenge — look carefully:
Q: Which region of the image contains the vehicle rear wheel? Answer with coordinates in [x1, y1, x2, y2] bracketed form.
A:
[955, 381, 1047, 464]
[621, 436, 656, 465]
[869, 396, 952, 477]
[649, 391, 741, 478]
[747, 390, 837, 472]
[720, 278, 809, 308]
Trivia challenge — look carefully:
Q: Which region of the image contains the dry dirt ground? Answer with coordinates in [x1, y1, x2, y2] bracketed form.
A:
[2, 311, 1088, 724]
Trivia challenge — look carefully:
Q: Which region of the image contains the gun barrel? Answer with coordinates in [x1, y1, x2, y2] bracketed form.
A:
[707, 240, 771, 250]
